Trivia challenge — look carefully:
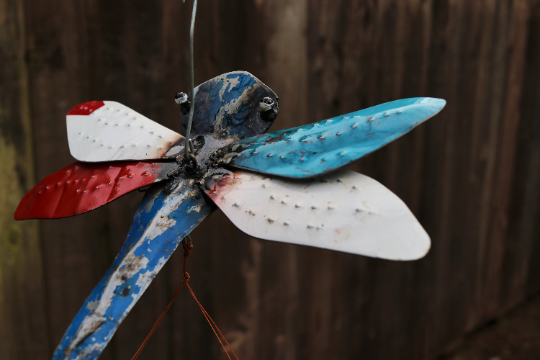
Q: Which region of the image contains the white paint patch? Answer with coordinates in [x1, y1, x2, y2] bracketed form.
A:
[218, 75, 241, 101]
[187, 204, 202, 213]
[67, 101, 183, 162]
[208, 170, 430, 261]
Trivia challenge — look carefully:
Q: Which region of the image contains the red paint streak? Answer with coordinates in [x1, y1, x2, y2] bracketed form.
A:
[205, 172, 239, 202]
[14, 161, 165, 220]
[67, 101, 105, 116]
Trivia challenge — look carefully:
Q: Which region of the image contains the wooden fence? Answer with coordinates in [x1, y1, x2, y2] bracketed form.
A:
[1, 0, 540, 359]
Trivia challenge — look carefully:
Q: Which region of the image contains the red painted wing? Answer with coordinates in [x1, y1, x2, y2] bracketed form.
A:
[15, 161, 176, 220]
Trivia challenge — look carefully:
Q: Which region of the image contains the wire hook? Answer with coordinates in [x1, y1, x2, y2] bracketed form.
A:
[183, 0, 198, 168]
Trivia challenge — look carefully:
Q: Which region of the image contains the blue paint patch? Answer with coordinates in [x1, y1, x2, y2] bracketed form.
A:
[53, 180, 215, 360]
[226, 98, 446, 178]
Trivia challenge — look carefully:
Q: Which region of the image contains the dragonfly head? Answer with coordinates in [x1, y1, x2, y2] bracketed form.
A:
[178, 71, 279, 142]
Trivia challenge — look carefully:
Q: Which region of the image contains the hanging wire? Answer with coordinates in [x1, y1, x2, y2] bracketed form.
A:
[183, 0, 198, 167]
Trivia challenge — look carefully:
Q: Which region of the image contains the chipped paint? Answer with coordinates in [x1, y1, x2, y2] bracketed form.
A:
[224, 98, 446, 178]
[53, 180, 215, 360]
[179, 71, 279, 141]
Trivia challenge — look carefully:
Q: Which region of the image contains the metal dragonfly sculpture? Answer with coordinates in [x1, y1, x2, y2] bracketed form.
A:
[14, 70, 445, 359]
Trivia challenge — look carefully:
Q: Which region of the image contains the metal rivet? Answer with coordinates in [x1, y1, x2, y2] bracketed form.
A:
[267, 153, 273, 157]
[281, 200, 287, 205]
[119, 177, 122, 180]
[95, 186, 99, 189]
[295, 204, 301, 208]
[83, 190, 86, 193]
[107, 183, 110, 185]
[267, 218, 274, 223]
[307, 225, 314, 229]
[336, 132, 342, 136]
[221, 196, 225, 201]
[233, 203, 240, 207]
[280, 156, 285, 159]
[397, 110, 402, 114]
[384, 113, 389, 117]
[253, 151, 258, 154]
[318, 136, 325, 140]
[270, 195, 275, 200]
[352, 124, 357, 129]
[249, 210, 255, 215]
[76, 190, 79, 193]
[355, 208, 362, 212]
[326, 120, 332, 124]
[328, 206, 334, 210]
[352, 185, 358, 190]
[339, 152, 346, 156]
[284, 222, 290, 226]
[129, 175, 133, 178]
[311, 206, 317, 209]
[262, 184, 266, 188]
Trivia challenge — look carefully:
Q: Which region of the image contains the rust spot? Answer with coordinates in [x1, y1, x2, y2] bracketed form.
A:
[264, 132, 286, 144]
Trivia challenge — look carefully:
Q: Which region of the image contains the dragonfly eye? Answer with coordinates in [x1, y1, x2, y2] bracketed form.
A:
[175, 92, 191, 115]
[174, 92, 188, 105]
[260, 97, 278, 122]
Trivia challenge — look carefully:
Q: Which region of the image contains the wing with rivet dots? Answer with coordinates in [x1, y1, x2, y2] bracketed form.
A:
[14, 161, 177, 220]
[53, 180, 215, 360]
[222, 98, 445, 178]
[206, 169, 430, 261]
[67, 101, 185, 162]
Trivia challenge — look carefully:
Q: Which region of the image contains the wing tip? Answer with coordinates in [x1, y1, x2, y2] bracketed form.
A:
[67, 101, 105, 116]
[418, 97, 446, 111]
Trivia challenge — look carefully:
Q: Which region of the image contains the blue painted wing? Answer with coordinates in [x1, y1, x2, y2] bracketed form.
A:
[223, 98, 446, 178]
[53, 180, 215, 360]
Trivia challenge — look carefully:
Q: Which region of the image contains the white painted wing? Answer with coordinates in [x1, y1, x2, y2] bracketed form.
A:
[66, 101, 184, 162]
[207, 169, 430, 260]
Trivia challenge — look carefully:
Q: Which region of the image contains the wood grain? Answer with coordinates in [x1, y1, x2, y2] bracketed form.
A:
[1, 0, 540, 359]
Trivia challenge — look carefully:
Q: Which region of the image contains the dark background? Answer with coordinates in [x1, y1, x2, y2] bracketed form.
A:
[2, 0, 540, 359]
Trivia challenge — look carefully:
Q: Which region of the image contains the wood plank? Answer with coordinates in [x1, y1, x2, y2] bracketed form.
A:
[0, 0, 50, 358]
